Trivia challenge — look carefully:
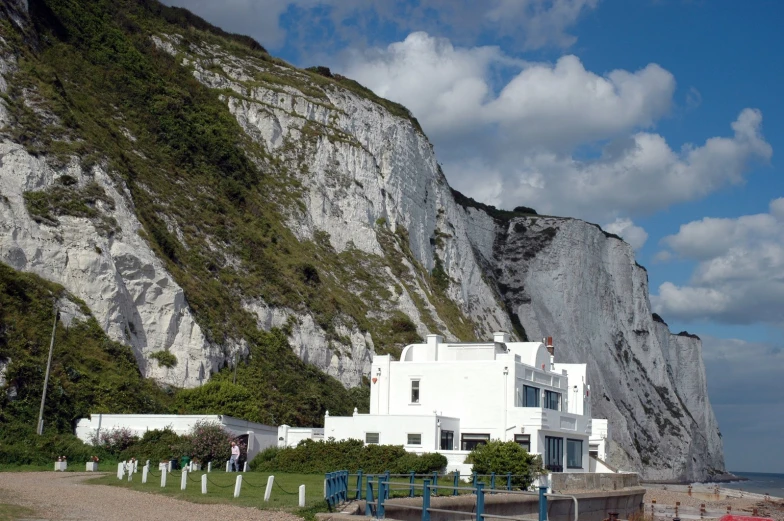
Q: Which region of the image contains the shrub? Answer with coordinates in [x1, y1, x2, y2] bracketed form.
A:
[120, 427, 188, 463]
[188, 420, 233, 464]
[93, 427, 139, 455]
[466, 440, 545, 489]
[250, 438, 446, 474]
[149, 350, 178, 368]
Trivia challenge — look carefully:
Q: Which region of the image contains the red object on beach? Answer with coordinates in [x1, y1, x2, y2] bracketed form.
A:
[719, 516, 769, 521]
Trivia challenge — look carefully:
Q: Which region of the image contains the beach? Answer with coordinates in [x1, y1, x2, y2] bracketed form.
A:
[643, 483, 784, 521]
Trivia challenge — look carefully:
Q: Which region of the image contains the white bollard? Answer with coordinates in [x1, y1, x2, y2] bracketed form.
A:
[226, 461, 230, 473]
[142, 465, 149, 484]
[168, 460, 173, 473]
[134, 460, 138, 473]
[117, 462, 124, 480]
[233, 474, 243, 498]
[127, 464, 133, 482]
[161, 468, 167, 488]
[323, 479, 326, 498]
[243, 461, 248, 472]
[207, 461, 212, 473]
[201, 473, 207, 494]
[299, 484, 306, 508]
[181, 469, 188, 490]
[264, 475, 274, 502]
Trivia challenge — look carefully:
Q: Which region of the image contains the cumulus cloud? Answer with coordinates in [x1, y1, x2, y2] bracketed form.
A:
[603, 218, 648, 250]
[337, 32, 771, 221]
[652, 199, 784, 325]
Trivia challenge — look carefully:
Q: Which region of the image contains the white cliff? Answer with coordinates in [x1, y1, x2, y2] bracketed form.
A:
[477, 215, 725, 480]
[0, 9, 724, 479]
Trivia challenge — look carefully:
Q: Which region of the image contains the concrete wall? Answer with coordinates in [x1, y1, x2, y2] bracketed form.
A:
[277, 425, 324, 448]
[551, 472, 639, 492]
[364, 488, 645, 521]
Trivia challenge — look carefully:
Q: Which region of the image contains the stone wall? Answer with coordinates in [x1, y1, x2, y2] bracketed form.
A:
[552, 473, 640, 492]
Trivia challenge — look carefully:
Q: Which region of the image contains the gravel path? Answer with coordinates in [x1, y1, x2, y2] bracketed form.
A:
[0, 472, 305, 521]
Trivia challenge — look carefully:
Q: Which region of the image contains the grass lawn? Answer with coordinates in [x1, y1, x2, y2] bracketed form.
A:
[0, 503, 37, 521]
[88, 469, 331, 518]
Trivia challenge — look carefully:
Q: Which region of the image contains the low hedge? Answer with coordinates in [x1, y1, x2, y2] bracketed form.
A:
[250, 439, 447, 474]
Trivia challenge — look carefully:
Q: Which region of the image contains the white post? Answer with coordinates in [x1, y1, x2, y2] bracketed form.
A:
[161, 468, 167, 488]
[117, 462, 124, 480]
[299, 484, 306, 507]
[201, 473, 207, 494]
[207, 461, 212, 473]
[181, 469, 187, 490]
[243, 461, 248, 472]
[226, 461, 230, 473]
[233, 474, 243, 498]
[134, 460, 138, 473]
[127, 464, 133, 482]
[323, 479, 326, 498]
[168, 460, 172, 473]
[264, 475, 274, 502]
[142, 465, 149, 484]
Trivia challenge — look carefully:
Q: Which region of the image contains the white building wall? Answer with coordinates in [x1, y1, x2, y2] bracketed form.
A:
[277, 425, 324, 447]
[326, 413, 441, 450]
[74, 414, 276, 460]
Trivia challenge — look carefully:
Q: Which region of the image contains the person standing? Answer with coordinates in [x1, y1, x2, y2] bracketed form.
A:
[230, 441, 240, 472]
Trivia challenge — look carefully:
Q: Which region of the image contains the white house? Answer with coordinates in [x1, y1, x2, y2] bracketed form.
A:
[312, 333, 610, 475]
[75, 414, 277, 461]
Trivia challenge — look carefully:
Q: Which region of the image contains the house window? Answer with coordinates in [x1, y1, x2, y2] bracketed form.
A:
[407, 433, 422, 445]
[411, 380, 420, 403]
[440, 430, 454, 450]
[544, 390, 561, 411]
[366, 432, 380, 444]
[523, 385, 540, 407]
[461, 433, 490, 451]
[514, 434, 531, 452]
[545, 436, 563, 472]
[567, 439, 583, 469]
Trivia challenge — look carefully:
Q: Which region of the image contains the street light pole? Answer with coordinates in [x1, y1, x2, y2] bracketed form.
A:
[37, 300, 58, 435]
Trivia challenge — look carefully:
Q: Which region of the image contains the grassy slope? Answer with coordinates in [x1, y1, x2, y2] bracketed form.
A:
[0, 262, 173, 460]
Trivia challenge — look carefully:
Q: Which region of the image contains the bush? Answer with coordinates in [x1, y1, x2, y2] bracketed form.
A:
[120, 427, 188, 463]
[466, 440, 545, 489]
[189, 420, 233, 464]
[0, 424, 112, 465]
[250, 439, 446, 474]
[92, 427, 139, 455]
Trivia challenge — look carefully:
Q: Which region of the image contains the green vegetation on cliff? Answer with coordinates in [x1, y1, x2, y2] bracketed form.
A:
[0, 263, 171, 438]
[0, 0, 480, 433]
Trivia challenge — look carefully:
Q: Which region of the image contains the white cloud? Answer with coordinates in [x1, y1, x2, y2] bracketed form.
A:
[340, 33, 675, 149]
[652, 200, 784, 325]
[603, 218, 648, 250]
[337, 32, 771, 222]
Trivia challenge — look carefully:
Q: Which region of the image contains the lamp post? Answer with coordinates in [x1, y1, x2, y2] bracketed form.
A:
[37, 300, 58, 435]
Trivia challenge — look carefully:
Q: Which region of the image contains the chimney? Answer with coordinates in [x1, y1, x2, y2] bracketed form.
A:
[493, 332, 511, 344]
[546, 336, 554, 356]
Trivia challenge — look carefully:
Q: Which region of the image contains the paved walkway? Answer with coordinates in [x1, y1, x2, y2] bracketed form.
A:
[0, 472, 304, 521]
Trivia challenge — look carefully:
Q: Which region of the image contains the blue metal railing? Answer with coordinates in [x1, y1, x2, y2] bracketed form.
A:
[325, 470, 349, 507]
[324, 471, 577, 521]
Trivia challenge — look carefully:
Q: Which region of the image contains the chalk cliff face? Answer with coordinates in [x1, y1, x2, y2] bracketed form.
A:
[0, 1, 723, 479]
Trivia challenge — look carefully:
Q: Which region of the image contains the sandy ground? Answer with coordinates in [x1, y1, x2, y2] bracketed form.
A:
[642, 484, 784, 521]
[0, 472, 304, 521]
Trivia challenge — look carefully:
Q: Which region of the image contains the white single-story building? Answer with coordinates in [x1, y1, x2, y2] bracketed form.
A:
[75, 414, 277, 461]
[286, 333, 611, 475]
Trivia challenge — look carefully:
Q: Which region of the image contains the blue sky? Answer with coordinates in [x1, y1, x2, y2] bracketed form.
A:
[162, 0, 784, 473]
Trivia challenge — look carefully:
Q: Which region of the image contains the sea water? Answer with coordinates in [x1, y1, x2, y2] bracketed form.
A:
[721, 472, 784, 497]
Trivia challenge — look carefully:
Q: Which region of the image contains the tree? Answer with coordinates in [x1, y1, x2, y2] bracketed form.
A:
[466, 440, 545, 489]
[188, 420, 234, 464]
